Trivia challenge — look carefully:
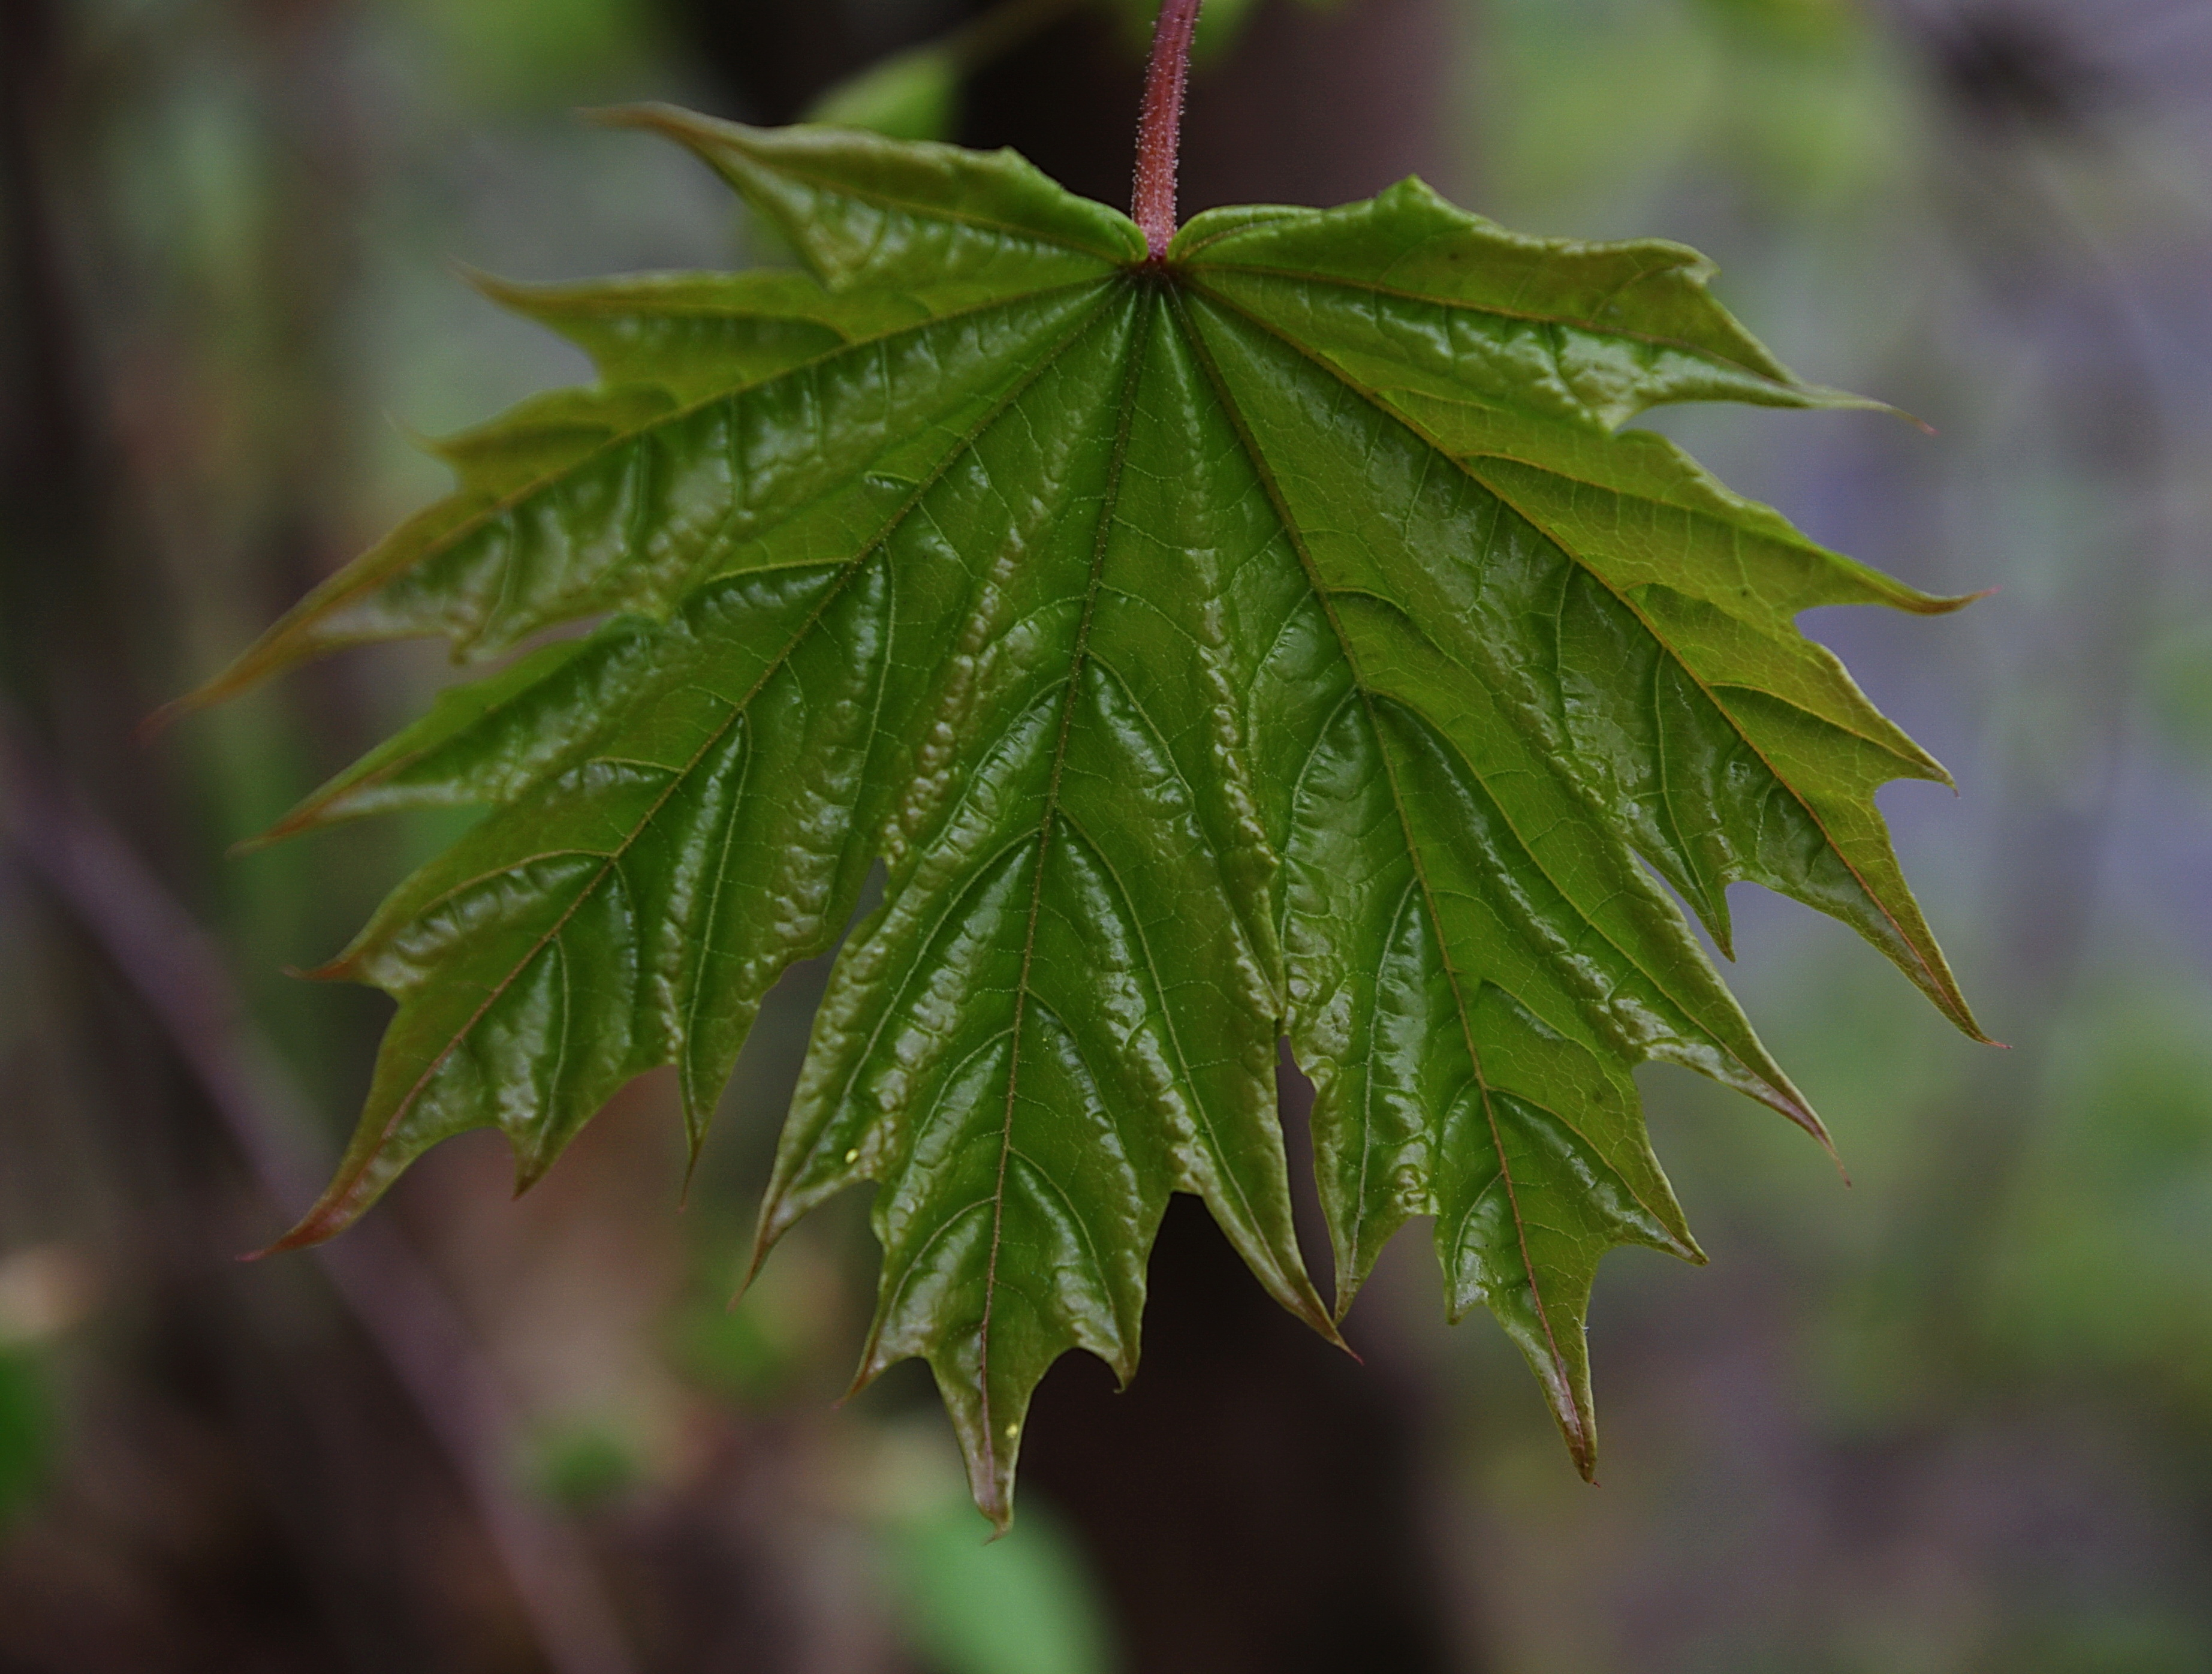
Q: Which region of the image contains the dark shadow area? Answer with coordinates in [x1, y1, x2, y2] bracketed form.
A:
[1023, 1194, 1462, 1674]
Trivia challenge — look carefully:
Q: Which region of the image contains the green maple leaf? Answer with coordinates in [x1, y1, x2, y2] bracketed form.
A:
[189, 107, 1981, 1527]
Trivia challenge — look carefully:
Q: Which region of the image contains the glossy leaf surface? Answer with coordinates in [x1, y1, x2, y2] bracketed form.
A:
[195, 107, 1980, 1526]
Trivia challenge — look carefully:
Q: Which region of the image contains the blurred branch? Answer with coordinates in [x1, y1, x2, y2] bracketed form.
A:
[0, 715, 641, 1674]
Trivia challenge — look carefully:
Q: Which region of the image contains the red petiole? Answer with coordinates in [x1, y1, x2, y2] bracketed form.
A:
[1131, 0, 1202, 260]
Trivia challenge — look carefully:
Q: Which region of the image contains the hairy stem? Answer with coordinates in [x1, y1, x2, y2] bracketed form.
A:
[1131, 0, 1203, 259]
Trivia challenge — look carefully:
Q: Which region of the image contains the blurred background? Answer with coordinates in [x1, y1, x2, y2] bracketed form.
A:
[4, 0, 2211, 1669]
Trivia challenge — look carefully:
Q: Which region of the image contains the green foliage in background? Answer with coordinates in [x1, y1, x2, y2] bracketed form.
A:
[807, 45, 965, 143]
[1491, 0, 1912, 224]
[189, 109, 1978, 1525]
[394, 0, 661, 106]
[870, 1425, 1116, 1674]
[0, 1353, 55, 1530]
[888, 1500, 1111, 1674]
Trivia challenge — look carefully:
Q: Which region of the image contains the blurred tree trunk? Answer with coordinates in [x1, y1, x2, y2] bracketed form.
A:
[0, 4, 608, 1669]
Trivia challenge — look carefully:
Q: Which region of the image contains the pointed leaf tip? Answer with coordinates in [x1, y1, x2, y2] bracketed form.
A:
[251, 1190, 367, 1260]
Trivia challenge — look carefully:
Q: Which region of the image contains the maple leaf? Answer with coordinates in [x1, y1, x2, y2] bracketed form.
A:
[186, 106, 1981, 1527]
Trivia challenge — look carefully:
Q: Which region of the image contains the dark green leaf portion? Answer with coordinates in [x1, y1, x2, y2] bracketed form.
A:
[1175, 177, 1867, 427]
[1177, 210, 1982, 1035]
[280, 556, 890, 1241]
[759, 291, 1331, 1518]
[201, 116, 1979, 1525]
[601, 106, 1144, 292]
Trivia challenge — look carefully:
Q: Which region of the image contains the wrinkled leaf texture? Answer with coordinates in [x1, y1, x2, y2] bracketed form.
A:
[192, 108, 1981, 1527]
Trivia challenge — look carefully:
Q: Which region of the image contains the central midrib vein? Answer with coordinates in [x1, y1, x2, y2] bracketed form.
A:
[974, 279, 1155, 1492]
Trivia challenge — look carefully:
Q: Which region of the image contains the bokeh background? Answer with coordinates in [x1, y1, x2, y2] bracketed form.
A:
[5, 0, 2212, 1669]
